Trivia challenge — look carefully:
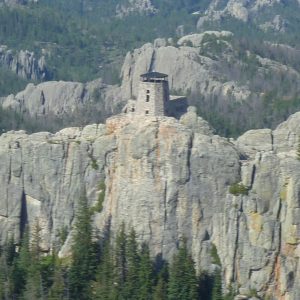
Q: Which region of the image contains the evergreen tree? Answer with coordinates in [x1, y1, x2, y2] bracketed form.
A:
[0, 254, 7, 300]
[114, 223, 127, 299]
[0, 237, 17, 299]
[138, 243, 153, 300]
[69, 195, 97, 300]
[211, 269, 223, 300]
[168, 239, 198, 300]
[48, 257, 66, 300]
[198, 271, 213, 300]
[153, 263, 169, 300]
[211, 244, 223, 300]
[11, 229, 31, 297]
[124, 228, 140, 299]
[3, 236, 16, 267]
[93, 238, 115, 300]
[23, 221, 44, 300]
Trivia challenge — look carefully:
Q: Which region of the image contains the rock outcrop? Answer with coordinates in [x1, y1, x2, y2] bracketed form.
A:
[120, 32, 300, 107]
[197, 0, 289, 29]
[0, 0, 38, 6]
[0, 46, 47, 81]
[1, 79, 122, 118]
[116, 0, 157, 17]
[120, 33, 252, 103]
[1, 108, 300, 299]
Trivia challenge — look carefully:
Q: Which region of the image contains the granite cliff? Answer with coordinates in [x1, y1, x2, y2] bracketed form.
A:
[0, 46, 47, 81]
[0, 107, 300, 299]
[1, 79, 122, 118]
[0, 0, 38, 6]
[120, 32, 300, 103]
[2, 31, 300, 135]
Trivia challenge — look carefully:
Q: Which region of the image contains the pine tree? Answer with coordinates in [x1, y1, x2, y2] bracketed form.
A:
[11, 229, 31, 297]
[0, 237, 17, 299]
[93, 238, 115, 300]
[212, 269, 223, 300]
[48, 257, 66, 300]
[114, 223, 127, 298]
[138, 243, 153, 300]
[153, 263, 168, 300]
[4, 236, 16, 267]
[168, 239, 198, 300]
[0, 254, 7, 300]
[69, 195, 97, 300]
[23, 221, 44, 300]
[124, 228, 140, 299]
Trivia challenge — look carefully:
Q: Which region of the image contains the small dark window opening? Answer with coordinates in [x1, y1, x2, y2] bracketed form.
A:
[131, 108, 135, 112]
[146, 89, 150, 94]
[145, 110, 149, 115]
[146, 95, 150, 102]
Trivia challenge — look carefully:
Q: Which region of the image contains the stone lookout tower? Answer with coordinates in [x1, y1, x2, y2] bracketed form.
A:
[135, 71, 170, 116]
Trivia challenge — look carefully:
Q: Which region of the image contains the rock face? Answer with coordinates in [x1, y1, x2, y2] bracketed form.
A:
[0, 0, 38, 6]
[120, 33, 252, 103]
[197, 0, 288, 28]
[1, 108, 300, 299]
[120, 32, 300, 112]
[0, 46, 47, 81]
[116, 0, 157, 17]
[1, 79, 122, 117]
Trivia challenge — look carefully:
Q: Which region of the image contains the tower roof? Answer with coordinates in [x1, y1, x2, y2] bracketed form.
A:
[140, 72, 168, 81]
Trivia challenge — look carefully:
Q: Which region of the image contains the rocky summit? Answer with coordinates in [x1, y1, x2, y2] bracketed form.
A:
[0, 107, 300, 299]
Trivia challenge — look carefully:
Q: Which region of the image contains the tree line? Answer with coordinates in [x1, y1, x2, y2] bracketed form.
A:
[0, 196, 229, 300]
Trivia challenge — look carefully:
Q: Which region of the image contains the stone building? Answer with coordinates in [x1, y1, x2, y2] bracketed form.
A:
[123, 71, 187, 118]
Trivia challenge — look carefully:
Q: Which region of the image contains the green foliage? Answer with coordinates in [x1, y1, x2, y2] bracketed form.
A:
[69, 195, 97, 300]
[0, 66, 30, 96]
[199, 33, 231, 59]
[0, 216, 232, 300]
[88, 154, 99, 170]
[47, 256, 66, 300]
[91, 180, 106, 214]
[229, 183, 249, 196]
[0, 0, 198, 87]
[223, 285, 236, 300]
[210, 244, 221, 266]
[168, 239, 198, 300]
[56, 226, 69, 248]
[210, 245, 224, 300]
[92, 238, 115, 299]
[138, 243, 154, 300]
[212, 269, 223, 300]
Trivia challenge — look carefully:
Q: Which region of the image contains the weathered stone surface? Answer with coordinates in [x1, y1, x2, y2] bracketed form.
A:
[120, 33, 252, 103]
[236, 129, 273, 158]
[0, 46, 46, 80]
[0, 109, 300, 299]
[1, 79, 123, 117]
[197, 0, 285, 29]
[116, 0, 157, 17]
[0, 0, 38, 5]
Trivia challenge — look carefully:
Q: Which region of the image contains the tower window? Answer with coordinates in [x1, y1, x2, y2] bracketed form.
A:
[131, 108, 135, 112]
[145, 110, 149, 115]
[146, 95, 150, 102]
[146, 89, 150, 94]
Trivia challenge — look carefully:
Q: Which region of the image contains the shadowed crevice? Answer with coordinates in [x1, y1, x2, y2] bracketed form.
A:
[20, 191, 28, 238]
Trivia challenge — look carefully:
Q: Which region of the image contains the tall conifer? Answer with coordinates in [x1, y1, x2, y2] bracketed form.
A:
[69, 195, 97, 300]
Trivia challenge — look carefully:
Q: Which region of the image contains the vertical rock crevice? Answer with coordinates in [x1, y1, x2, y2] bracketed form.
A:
[20, 191, 28, 238]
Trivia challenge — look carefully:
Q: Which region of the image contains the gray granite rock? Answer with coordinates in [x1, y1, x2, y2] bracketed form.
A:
[1, 79, 123, 118]
[0, 46, 46, 80]
[1, 109, 300, 299]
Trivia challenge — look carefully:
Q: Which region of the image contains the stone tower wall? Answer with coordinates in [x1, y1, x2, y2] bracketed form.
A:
[136, 81, 169, 116]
